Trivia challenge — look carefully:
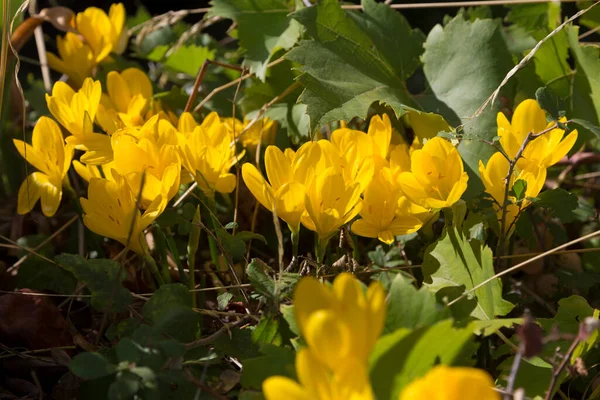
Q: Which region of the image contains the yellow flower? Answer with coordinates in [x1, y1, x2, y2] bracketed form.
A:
[263, 348, 374, 400]
[13, 117, 74, 217]
[498, 99, 578, 168]
[111, 132, 181, 209]
[241, 142, 321, 234]
[399, 365, 500, 400]
[399, 137, 468, 209]
[177, 112, 199, 137]
[351, 169, 422, 244]
[76, 3, 127, 63]
[80, 172, 166, 255]
[302, 168, 363, 257]
[294, 273, 386, 368]
[237, 118, 278, 152]
[478, 152, 546, 234]
[72, 160, 115, 182]
[178, 112, 244, 197]
[46, 78, 112, 164]
[46, 32, 95, 87]
[104, 68, 154, 127]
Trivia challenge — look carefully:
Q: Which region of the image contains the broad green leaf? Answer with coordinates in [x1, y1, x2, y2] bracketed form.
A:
[568, 26, 600, 142]
[535, 86, 566, 120]
[209, 0, 301, 80]
[70, 352, 117, 380]
[214, 328, 261, 360]
[532, 188, 579, 222]
[421, 224, 514, 320]
[288, 0, 424, 132]
[163, 45, 216, 77]
[252, 316, 283, 346]
[423, 16, 515, 195]
[370, 319, 476, 400]
[56, 254, 132, 312]
[246, 259, 275, 298]
[142, 284, 200, 342]
[240, 344, 296, 390]
[384, 274, 451, 333]
[470, 318, 522, 336]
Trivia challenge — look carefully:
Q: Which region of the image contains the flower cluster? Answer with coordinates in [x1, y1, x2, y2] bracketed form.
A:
[263, 273, 386, 399]
[15, 71, 275, 256]
[47, 3, 128, 86]
[480, 99, 577, 235]
[242, 114, 468, 258]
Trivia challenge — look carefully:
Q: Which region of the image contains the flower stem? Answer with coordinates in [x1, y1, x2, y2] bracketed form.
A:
[315, 235, 330, 266]
[205, 194, 221, 269]
[188, 206, 202, 308]
[144, 254, 166, 286]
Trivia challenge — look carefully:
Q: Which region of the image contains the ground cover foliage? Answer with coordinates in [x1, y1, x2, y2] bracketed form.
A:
[2, 0, 600, 399]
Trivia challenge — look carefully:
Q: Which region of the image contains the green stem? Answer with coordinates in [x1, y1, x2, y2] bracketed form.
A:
[188, 206, 202, 308]
[205, 195, 221, 269]
[315, 235, 330, 265]
[63, 179, 105, 257]
[144, 254, 166, 286]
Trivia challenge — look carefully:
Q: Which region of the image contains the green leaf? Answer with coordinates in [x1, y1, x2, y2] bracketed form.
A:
[240, 344, 295, 390]
[209, 0, 301, 80]
[252, 316, 282, 346]
[470, 318, 522, 337]
[288, 0, 424, 132]
[422, 16, 515, 196]
[217, 292, 233, 311]
[535, 86, 566, 120]
[70, 352, 117, 380]
[421, 223, 514, 320]
[570, 118, 600, 139]
[384, 274, 451, 333]
[142, 284, 200, 342]
[246, 259, 275, 299]
[235, 231, 268, 244]
[56, 254, 132, 312]
[511, 179, 527, 201]
[217, 227, 246, 262]
[164, 45, 216, 77]
[214, 328, 261, 360]
[568, 26, 600, 142]
[370, 319, 476, 400]
[532, 188, 579, 222]
[280, 304, 299, 336]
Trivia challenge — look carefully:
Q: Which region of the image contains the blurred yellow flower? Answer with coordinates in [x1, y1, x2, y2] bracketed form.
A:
[80, 172, 165, 255]
[351, 169, 422, 244]
[237, 118, 278, 152]
[498, 99, 577, 168]
[178, 112, 244, 197]
[400, 365, 500, 400]
[479, 152, 546, 234]
[46, 32, 95, 87]
[46, 78, 112, 164]
[104, 68, 154, 127]
[399, 137, 468, 210]
[13, 117, 74, 217]
[111, 132, 181, 209]
[293, 273, 386, 368]
[302, 168, 362, 259]
[242, 142, 321, 234]
[263, 348, 374, 400]
[76, 3, 127, 63]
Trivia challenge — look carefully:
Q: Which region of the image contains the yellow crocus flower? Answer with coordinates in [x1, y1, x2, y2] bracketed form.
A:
[263, 348, 374, 400]
[46, 32, 96, 87]
[105, 68, 154, 127]
[46, 78, 112, 164]
[478, 152, 546, 234]
[400, 365, 500, 400]
[399, 137, 468, 210]
[498, 99, 578, 168]
[111, 132, 181, 210]
[178, 112, 244, 197]
[351, 168, 422, 244]
[72, 160, 116, 182]
[177, 112, 199, 137]
[80, 172, 165, 255]
[236, 118, 278, 152]
[13, 117, 74, 217]
[76, 3, 127, 63]
[241, 142, 321, 234]
[302, 168, 363, 259]
[294, 273, 386, 369]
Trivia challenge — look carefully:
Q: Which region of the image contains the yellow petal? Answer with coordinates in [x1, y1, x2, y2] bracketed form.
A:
[215, 173, 236, 194]
[107, 71, 131, 112]
[242, 163, 274, 211]
[511, 99, 547, 138]
[265, 146, 292, 190]
[367, 114, 391, 158]
[263, 377, 310, 400]
[293, 277, 333, 334]
[547, 129, 577, 167]
[303, 309, 351, 368]
[17, 172, 47, 215]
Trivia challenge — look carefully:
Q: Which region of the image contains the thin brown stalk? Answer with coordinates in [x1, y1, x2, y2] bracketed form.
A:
[342, 0, 581, 10]
[194, 56, 286, 112]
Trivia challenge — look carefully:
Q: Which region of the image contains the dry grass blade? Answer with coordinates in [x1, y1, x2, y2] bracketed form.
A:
[0, 233, 59, 267]
[447, 228, 600, 307]
[471, 0, 600, 119]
